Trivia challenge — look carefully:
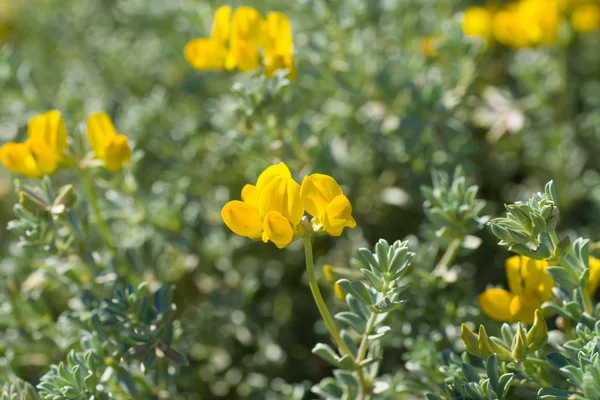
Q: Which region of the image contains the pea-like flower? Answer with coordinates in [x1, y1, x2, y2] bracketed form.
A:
[225, 6, 265, 72]
[184, 5, 231, 70]
[185, 6, 295, 79]
[262, 12, 296, 80]
[300, 174, 356, 236]
[86, 112, 131, 171]
[479, 255, 600, 324]
[0, 110, 67, 178]
[221, 162, 304, 248]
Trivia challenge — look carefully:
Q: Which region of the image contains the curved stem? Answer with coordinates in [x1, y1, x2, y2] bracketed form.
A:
[432, 237, 462, 276]
[302, 236, 352, 356]
[82, 172, 115, 252]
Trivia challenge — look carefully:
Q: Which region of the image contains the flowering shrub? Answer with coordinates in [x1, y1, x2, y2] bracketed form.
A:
[1, 0, 600, 399]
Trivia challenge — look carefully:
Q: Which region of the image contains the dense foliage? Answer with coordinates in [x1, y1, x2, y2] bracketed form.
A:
[1, 0, 600, 399]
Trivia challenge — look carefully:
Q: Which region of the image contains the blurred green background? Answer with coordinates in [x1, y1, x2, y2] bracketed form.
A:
[1, 0, 600, 398]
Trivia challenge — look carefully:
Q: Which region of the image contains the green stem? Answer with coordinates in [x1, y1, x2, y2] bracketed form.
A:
[302, 236, 352, 356]
[432, 237, 462, 276]
[355, 313, 377, 400]
[82, 172, 115, 252]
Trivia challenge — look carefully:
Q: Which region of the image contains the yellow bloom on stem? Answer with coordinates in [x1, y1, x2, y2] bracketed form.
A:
[225, 6, 264, 72]
[184, 5, 232, 70]
[300, 173, 356, 236]
[0, 110, 67, 178]
[571, 3, 600, 32]
[263, 12, 296, 80]
[86, 112, 131, 171]
[462, 6, 494, 41]
[221, 162, 304, 248]
[479, 255, 600, 324]
[479, 255, 553, 324]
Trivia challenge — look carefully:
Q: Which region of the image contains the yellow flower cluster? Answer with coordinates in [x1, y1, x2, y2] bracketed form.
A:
[221, 162, 356, 248]
[185, 6, 296, 80]
[0, 111, 131, 178]
[478, 255, 600, 324]
[462, 0, 600, 48]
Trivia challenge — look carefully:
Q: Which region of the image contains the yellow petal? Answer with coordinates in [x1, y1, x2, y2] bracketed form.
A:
[0, 142, 42, 178]
[462, 6, 493, 40]
[264, 12, 293, 56]
[184, 38, 228, 70]
[300, 173, 344, 220]
[230, 6, 264, 44]
[262, 210, 293, 248]
[87, 112, 117, 159]
[587, 256, 600, 296]
[522, 257, 550, 297]
[226, 6, 264, 71]
[27, 138, 60, 175]
[221, 200, 262, 239]
[103, 134, 131, 171]
[505, 255, 524, 295]
[210, 5, 232, 44]
[509, 294, 540, 325]
[478, 288, 514, 322]
[264, 53, 296, 80]
[257, 176, 303, 225]
[225, 39, 261, 72]
[27, 110, 67, 154]
[322, 194, 356, 236]
[255, 162, 292, 192]
[241, 184, 258, 208]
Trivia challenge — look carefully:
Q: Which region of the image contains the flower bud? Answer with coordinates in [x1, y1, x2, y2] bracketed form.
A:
[526, 309, 548, 352]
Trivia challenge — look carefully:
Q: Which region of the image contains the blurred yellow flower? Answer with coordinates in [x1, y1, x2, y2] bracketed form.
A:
[479, 256, 553, 325]
[479, 255, 600, 324]
[185, 6, 295, 79]
[300, 174, 356, 236]
[221, 162, 304, 248]
[185, 5, 231, 70]
[571, 3, 600, 32]
[86, 112, 131, 171]
[225, 6, 265, 72]
[263, 12, 296, 79]
[0, 110, 67, 178]
[462, 6, 494, 41]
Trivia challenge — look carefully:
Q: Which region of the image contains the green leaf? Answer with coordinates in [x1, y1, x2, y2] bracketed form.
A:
[461, 363, 480, 383]
[497, 373, 514, 398]
[361, 268, 384, 292]
[546, 267, 578, 291]
[538, 387, 573, 399]
[312, 343, 342, 367]
[335, 312, 367, 332]
[337, 279, 374, 306]
[486, 354, 498, 392]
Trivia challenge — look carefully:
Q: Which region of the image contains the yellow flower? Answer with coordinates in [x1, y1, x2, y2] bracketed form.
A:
[263, 12, 296, 80]
[300, 174, 356, 236]
[571, 3, 600, 32]
[588, 256, 600, 296]
[0, 110, 67, 178]
[463, 6, 494, 41]
[184, 5, 231, 70]
[479, 255, 553, 325]
[224, 6, 265, 72]
[479, 255, 600, 324]
[221, 162, 304, 248]
[86, 112, 131, 171]
[519, 0, 561, 45]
